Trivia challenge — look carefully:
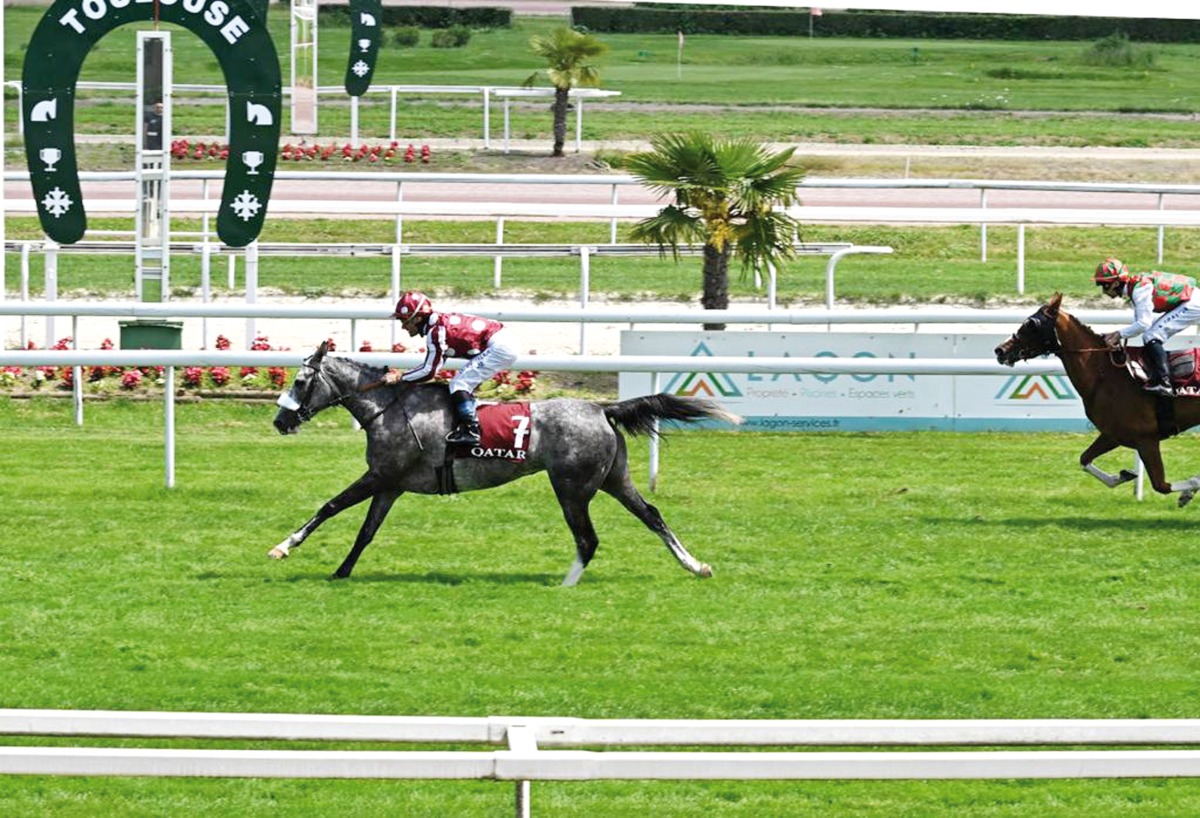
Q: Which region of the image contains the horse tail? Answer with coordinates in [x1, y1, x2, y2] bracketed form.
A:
[602, 394, 741, 437]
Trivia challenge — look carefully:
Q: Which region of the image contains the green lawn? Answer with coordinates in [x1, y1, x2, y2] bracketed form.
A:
[3, 398, 1200, 814]
[6, 216, 1198, 307]
[6, 8, 1200, 146]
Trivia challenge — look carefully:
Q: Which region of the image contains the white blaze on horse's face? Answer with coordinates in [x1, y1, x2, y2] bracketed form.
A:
[277, 392, 301, 412]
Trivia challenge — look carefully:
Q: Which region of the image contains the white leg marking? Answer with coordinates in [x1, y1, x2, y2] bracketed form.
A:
[562, 557, 585, 587]
[268, 535, 297, 560]
[1083, 462, 1136, 489]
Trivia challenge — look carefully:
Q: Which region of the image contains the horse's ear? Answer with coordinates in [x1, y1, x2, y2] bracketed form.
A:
[314, 340, 329, 361]
[1048, 292, 1064, 313]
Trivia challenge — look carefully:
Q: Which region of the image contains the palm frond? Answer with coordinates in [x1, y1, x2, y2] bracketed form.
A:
[628, 206, 706, 261]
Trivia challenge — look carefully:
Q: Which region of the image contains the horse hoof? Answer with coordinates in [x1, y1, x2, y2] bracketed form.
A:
[697, 563, 713, 578]
[267, 547, 289, 560]
[1179, 491, 1195, 509]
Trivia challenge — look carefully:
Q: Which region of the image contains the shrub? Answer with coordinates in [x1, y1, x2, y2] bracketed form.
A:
[1082, 33, 1157, 69]
[431, 25, 471, 48]
[392, 26, 420, 48]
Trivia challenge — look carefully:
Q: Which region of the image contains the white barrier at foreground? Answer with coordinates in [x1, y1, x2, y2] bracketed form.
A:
[4, 710, 1200, 816]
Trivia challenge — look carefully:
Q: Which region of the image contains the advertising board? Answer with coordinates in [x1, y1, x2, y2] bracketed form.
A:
[617, 330, 1129, 432]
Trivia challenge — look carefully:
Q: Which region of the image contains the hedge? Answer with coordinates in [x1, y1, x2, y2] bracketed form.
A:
[318, 5, 511, 29]
[569, 7, 1200, 43]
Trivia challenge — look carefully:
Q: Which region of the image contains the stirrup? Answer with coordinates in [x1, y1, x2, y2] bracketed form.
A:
[446, 425, 481, 445]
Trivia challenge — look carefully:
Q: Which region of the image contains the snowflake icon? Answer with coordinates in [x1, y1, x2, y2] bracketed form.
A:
[351, 60, 371, 78]
[230, 190, 262, 222]
[41, 187, 73, 218]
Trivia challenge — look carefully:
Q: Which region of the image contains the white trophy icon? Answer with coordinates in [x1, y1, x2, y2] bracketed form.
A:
[359, 38, 371, 53]
[39, 147, 62, 172]
[242, 150, 264, 176]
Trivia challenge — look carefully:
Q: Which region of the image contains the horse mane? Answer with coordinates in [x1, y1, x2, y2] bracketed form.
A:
[325, 354, 388, 384]
[1057, 305, 1106, 348]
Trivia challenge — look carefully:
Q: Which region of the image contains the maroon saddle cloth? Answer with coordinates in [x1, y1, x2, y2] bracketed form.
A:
[453, 402, 533, 462]
[1125, 346, 1200, 396]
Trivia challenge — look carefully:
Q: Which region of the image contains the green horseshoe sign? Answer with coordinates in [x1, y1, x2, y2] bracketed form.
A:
[22, 0, 282, 247]
[344, 0, 382, 97]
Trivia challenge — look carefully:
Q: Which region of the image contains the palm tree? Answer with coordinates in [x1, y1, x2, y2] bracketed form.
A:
[524, 27, 608, 158]
[624, 133, 806, 329]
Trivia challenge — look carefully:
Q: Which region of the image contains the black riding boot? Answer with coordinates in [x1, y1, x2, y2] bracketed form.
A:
[446, 391, 481, 444]
[1143, 340, 1174, 396]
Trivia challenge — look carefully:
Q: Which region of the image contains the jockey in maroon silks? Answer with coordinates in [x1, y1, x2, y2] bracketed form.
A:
[1094, 257, 1200, 396]
[384, 291, 519, 444]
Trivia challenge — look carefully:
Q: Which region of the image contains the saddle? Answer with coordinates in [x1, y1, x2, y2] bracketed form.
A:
[435, 402, 533, 494]
[1124, 346, 1200, 398]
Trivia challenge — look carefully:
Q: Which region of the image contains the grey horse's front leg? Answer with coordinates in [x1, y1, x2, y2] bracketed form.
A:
[269, 473, 378, 560]
[332, 488, 402, 579]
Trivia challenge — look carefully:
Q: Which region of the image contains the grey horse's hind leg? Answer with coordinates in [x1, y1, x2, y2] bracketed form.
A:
[269, 472, 378, 560]
[603, 470, 712, 579]
[333, 488, 402, 579]
[555, 493, 600, 587]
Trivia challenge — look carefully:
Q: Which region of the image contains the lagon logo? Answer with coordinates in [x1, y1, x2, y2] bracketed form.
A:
[995, 374, 1078, 402]
[665, 342, 742, 398]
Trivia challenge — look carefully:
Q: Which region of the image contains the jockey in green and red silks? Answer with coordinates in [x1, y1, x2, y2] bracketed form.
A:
[385, 291, 520, 445]
[1094, 257, 1200, 396]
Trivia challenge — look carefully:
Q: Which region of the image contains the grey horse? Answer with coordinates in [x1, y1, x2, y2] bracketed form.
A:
[270, 341, 737, 584]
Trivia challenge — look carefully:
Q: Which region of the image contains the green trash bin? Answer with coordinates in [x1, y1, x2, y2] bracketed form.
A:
[119, 319, 184, 350]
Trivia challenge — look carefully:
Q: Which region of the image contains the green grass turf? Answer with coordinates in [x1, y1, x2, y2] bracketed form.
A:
[3, 397, 1200, 814]
[7, 217, 1198, 306]
[7, 10, 1200, 147]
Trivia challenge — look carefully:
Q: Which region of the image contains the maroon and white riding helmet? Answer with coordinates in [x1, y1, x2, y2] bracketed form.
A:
[393, 291, 432, 325]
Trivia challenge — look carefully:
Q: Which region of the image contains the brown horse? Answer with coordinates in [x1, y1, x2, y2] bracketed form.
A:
[996, 293, 1200, 506]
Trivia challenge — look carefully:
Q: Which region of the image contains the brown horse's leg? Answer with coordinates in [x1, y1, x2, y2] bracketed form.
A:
[1134, 442, 1172, 495]
[1079, 435, 1139, 488]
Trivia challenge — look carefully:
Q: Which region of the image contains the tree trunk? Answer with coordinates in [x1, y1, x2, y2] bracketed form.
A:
[701, 242, 731, 331]
[551, 87, 570, 157]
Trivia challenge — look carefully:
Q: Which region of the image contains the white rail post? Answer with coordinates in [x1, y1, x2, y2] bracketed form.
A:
[350, 96, 360, 148]
[482, 87, 491, 149]
[201, 179, 212, 348]
[71, 317, 83, 426]
[1017, 224, 1026, 295]
[503, 98, 511, 153]
[1157, 193, 1166, 265]
[649, 371, 661, 492]
[494, 218, 505, 288]
[244, 242, 259, 348]
[980, 188, 988, 263]
[165, 367, 176, 488]
[1135, 453, 1145, 502]
[579, 246, 591, 354]
[44, 242, 59, 349]
[506, 725, 538, 818]
[389, 86, 398, 142]
[20, 244, 31, 349]
[609, 184, 619, 244]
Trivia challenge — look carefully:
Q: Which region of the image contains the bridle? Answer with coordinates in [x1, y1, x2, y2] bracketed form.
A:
[1002, 306, 1120, 363]
[279, 353, 403, 429]
[278, 354, 349, 423]
[1003, 306, 1062, 361]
